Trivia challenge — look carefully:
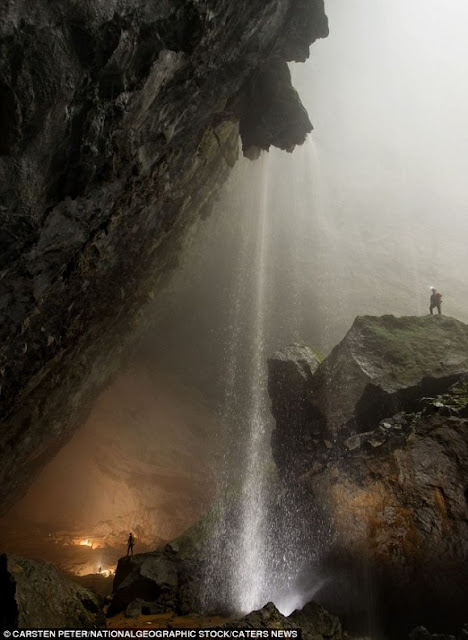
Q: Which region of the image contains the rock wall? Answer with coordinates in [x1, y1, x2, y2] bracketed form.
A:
[267, 316, 468, 635]
[0, 0, 328, 513]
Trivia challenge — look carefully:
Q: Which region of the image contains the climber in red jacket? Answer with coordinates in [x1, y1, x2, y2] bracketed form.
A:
[429, 288, 442, 315]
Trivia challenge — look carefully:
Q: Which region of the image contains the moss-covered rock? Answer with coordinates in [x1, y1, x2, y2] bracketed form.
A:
[309, 315, 467, 448]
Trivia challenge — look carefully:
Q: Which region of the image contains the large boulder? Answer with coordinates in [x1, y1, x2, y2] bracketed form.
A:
[0, 553, 105, 629]
[289, 601, 342, 640]
[107, 543, 199, 617]
[267, 316, 468, 635]
[310, 315, 468, 439]
[310, 395, 468, 632]
[270, 315, 468, 480]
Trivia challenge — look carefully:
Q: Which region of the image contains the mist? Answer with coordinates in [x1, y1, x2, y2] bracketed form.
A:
[293, 0, 468, 322]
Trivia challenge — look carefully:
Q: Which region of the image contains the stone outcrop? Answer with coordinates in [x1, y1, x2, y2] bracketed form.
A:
[0, 553, 105, 629]
[288, 601, 342, 640]
[267, 315, 468, 635]
[107, 543, 198, 617]
[270, 315, 468, 479]
[0, 0, 328, 513]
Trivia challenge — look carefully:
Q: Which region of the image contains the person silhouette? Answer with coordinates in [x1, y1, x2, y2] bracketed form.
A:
[126, 532, 135, 556]
[429, 287, 442, 315]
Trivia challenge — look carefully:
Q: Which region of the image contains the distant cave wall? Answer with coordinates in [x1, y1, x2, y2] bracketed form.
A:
[2, 369, 217, 545]
[0, 0, 328, 513]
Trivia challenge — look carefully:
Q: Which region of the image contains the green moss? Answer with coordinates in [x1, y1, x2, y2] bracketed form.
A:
[307, 346, 326, 363]
[353, 315, 468, 385]
[423, 380, 468, 415]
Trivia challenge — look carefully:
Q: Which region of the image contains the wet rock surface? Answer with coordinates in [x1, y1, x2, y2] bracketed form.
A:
[268, 343, 323, 476]
[267, 316, 468, 636]
[308, 315, 467, 440]
[0, 0, 328, 514]
[226, 601, 343, 640]
[0, 553, 105, 629]
[289, 601, 342, 640]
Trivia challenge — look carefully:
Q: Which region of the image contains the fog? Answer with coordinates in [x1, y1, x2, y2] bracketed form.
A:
[292, 0, 468, 324]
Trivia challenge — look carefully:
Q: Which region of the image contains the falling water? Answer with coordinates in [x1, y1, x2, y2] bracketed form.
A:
[199, 156, 269, 613]
[201, 144, 330, 615]
[194, 137, 332, 615]
[231, 156, 271, 613]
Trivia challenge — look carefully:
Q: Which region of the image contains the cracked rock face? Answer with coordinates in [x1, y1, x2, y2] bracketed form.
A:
[267, 316, 468, 634]
[0, 0, 328, 513]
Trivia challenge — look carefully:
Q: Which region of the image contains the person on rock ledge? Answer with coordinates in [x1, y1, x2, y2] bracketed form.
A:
[126, 531, 135, 557]
[429, 287, 442, 315]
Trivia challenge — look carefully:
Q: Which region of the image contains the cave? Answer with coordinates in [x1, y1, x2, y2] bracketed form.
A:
[1, 0, 468, 638]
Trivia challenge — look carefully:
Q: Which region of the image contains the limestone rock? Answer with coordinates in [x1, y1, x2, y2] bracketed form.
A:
[239, 59, 313, 157]
[289, 600, 342, 640]
[0, 553, 105, 629]
[107, 547, 181, 617]
[228, 601, 343, 640]
[310, 315, 468, 441]
[228, 601, 297, 630]
[267, 316, 468, 633]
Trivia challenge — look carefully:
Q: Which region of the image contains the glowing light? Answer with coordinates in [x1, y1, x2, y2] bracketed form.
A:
[79, 539, 93, 547]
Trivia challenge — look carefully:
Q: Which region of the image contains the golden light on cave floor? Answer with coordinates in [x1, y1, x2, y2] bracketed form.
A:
[0, 518, 156, 584]
[78, 539, 94, 548]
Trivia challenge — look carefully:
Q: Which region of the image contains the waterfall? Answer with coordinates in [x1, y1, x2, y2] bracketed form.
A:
[230, 156, 271, 613]
[199, 143, 326, 615]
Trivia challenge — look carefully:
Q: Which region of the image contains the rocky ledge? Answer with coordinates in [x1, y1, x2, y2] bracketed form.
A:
[0, 553, 105, 629]
[267, 315, 468, 636]
[0, 0, 328, 513]
[107, 543, 188, 617]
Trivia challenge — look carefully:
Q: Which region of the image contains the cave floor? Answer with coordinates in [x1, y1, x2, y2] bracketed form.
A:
[106, 612, 231, 629]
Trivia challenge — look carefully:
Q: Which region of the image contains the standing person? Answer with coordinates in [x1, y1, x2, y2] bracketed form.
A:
[126, 531, 135, 556]
[429, 287, 442, 315]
